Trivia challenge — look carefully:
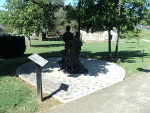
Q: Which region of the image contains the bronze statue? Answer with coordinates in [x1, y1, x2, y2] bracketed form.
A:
[63, 25, 73, 50]
[74, 31, 82, 61]
[68, 39, 77, 68]
[58, 26, 88, 74]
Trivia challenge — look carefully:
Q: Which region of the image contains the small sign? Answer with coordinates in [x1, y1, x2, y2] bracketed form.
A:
[28, 53, 48, 67]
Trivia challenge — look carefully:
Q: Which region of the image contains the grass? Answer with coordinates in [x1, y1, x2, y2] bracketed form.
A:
[139, 28, 150, 40]
[0, 76, 37, 113]
[1, 31, 150, 112]
[81, 38, 150, 78]
[0, 37, 64, 113]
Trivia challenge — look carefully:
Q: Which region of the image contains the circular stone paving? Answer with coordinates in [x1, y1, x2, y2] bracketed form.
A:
[16, 57, 125, 103]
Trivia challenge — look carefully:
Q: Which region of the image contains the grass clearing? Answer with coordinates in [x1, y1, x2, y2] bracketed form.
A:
[1, 34, 150, 112]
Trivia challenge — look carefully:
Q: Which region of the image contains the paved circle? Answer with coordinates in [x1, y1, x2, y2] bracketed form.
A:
[17, 57, 125, 103]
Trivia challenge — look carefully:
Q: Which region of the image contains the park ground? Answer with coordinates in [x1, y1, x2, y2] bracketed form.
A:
[1, 29, 150, 112]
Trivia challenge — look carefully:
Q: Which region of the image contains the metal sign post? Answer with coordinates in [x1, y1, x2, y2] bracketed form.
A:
[36, 64, 42, 102]
[28, 53, 48, 102]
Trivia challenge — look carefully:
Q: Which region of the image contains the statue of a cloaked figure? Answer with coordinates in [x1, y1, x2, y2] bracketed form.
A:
[58, 25, 88, 74]
[74, 31, 82, 61]
[63, 25, 73, 53]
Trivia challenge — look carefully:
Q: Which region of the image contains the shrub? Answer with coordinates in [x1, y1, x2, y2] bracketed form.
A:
[0, 35, 26, 58]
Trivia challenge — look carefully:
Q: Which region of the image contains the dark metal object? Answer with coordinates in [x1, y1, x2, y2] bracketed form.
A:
[36, 64, 43, 102]
[28, 54, 48, 102]
[58, 59, 88, 74]
[59, 26, 88, 74]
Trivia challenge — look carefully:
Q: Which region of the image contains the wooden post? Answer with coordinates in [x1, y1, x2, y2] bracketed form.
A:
[36, 64, 43, 102]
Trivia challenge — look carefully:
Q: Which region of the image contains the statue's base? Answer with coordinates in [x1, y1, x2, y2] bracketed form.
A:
[58, 60, 88, 74]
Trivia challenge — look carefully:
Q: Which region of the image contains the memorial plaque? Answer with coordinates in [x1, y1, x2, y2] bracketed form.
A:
[28, 53, 48, 102]
[28, 53, 48, 67]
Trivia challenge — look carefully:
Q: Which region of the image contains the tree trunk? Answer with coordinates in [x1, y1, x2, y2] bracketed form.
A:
[39, 33, 43, 41]
[114, 0, 121, 59]
[27, 31, 31, 47]
[108, 29, 112, 58]
[114, 31, 119, 59]
[46, 30, 48, 37]
[27, 38, 31, 47]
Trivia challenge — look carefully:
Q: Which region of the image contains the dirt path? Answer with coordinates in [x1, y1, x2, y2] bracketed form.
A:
[141, 39, 150, 43]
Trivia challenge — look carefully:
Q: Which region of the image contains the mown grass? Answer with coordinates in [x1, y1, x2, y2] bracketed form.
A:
[1, 31, 150, 112]
[81, 38, 150, 78]
[0, 37, 64, 113]
[0, 76, 37, 113]
[139, 28, 150, 40]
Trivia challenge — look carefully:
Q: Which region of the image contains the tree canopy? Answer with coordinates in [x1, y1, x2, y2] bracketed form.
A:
[65, 0, 147, 32]
[0, 10, 14, 34]
[65, 0, 148, 59]
[4, 0, 64, 38]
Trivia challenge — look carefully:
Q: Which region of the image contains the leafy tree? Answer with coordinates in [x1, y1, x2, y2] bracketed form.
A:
[65, 0, 147, 60]
[122, 27, 141, 44]
[141, 9, 150, 26]
[4, 0, 64, 46]
[0, 10, 14, 34]
[53, 7, 78, 36]
[0, 25, 5, 33]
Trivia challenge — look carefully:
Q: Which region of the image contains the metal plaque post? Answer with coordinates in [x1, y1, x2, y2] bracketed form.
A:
[36, 64, 42, 102]
[28, 53, 48, 102]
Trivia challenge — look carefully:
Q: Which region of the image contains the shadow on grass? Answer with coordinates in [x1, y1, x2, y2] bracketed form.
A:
[118, 50, 148, 63]
[1, 49, 149, 78]
[32, 44, 64, 48]
[125, 41, 136, 43]
[31, 37, 63, 41]
[43, 37, 63, 41]
[81, 50, 149, 63]
[23, 51, 62, 59]
[137, 68, 150, 73]
[0, 51, 62, 77]
[128, 46, 148, 48]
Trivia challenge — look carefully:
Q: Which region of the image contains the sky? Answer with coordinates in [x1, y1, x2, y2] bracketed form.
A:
[0, 0, 73, 10]
[65, 0, 73, 5]
[0, 0, 6, 10]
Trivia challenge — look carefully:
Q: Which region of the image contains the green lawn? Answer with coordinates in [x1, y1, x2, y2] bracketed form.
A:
[0, 38, 64, 113]
[81, 39, 150, 78]
[1, 34, 150, 112]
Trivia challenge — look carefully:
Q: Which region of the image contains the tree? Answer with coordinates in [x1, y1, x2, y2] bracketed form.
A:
[141, 9, 150, 25]
[65, 0, 147, 60]
[0, 10, 14, 34]
[54, 7, 78, 36]
[4, 0, 64, 46]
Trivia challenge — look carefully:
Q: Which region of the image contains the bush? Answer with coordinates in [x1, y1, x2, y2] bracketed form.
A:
[0, 35, 26, 58]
